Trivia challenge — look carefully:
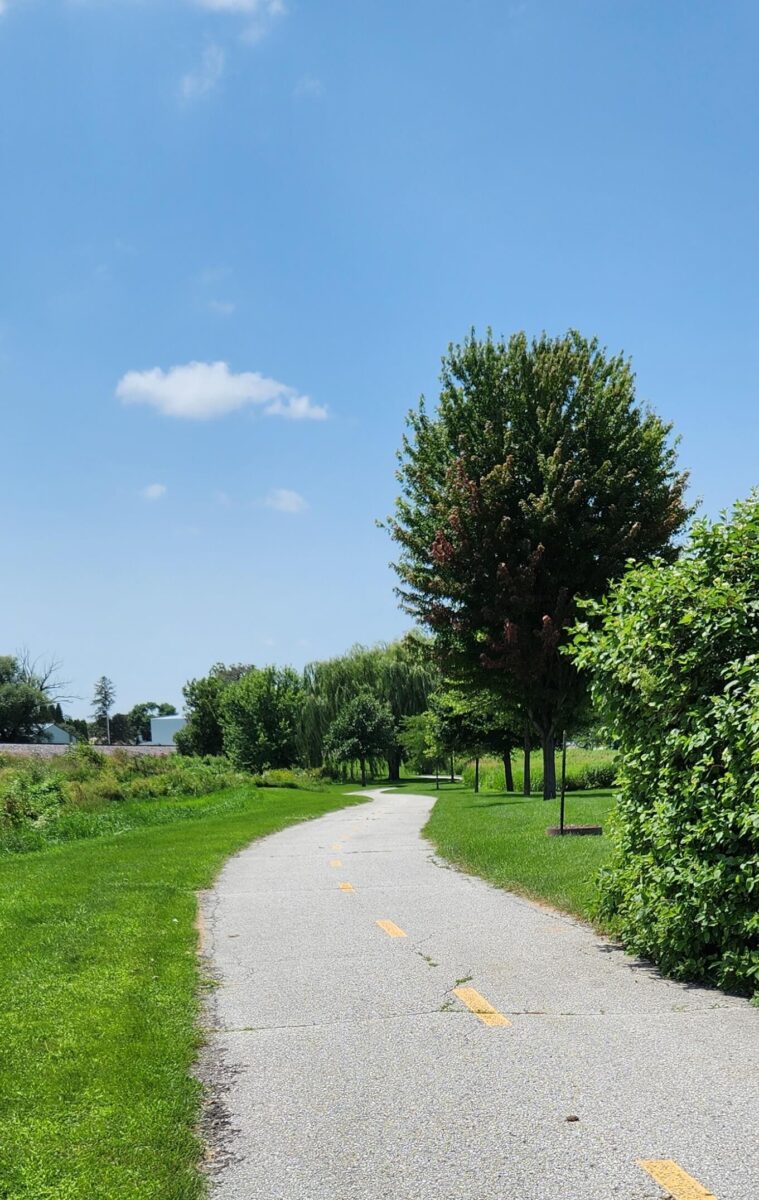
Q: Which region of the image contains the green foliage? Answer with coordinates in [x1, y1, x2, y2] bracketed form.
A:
[324, 689, 395, 785]
[387, 329, 692, 795]
[176, 662, 253, 756]
[569, 493, 759, 996]
[91, 676, 116, 741]
[220, 666, 303, 773]
[300, 634, 438, 777]
[0, 751, 247, 852]
[0, 655, 53, 743]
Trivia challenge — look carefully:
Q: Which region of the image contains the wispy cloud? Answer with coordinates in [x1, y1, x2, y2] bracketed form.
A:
[209, 299, 236, 316]
[194, 0, 286, 43]
[294, 75, 324, 101]
[117, 360, 327, 422]
[180, 44, 225, 102]
[141, 483, 168, 502]
[265, 488, 308, 514]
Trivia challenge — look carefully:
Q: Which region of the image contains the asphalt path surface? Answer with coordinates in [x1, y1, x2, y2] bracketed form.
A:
[200, 788, 758, 1199]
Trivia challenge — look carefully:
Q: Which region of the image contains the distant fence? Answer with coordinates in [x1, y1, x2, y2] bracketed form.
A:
[0, 743, 177, 759]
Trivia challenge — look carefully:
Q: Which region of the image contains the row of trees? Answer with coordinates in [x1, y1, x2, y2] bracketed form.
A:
[0, 661, 176, 747]
[175, 637, 441, 781]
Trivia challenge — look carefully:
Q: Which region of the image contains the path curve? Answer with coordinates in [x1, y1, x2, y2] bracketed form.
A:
[199, 788, 757, 1199]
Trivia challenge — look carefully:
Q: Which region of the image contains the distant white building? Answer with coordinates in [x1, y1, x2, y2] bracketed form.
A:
[42, 724, 74, 745]
[150, 715, 187, 746]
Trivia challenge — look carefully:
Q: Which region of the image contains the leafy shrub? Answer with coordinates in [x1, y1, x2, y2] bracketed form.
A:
[570, 494, 759, 997]
[0, 751, 248, 849]
[2, 774, 67, 826]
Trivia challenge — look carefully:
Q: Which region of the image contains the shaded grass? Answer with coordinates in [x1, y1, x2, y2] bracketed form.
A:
[391, 779, 615, 922]
[0, 784, 362, 1200]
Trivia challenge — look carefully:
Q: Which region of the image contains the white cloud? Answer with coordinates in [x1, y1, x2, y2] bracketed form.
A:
[209, 299, 236, 316]
[264, 393, 327, 421]
[141, 483, 168, 502]
[117, 360, 327, 422]
[294, 75, 324, 101]
[265, 488, 307, 514]
[195, 0, 284, 13]
[180, 44, 225, 102]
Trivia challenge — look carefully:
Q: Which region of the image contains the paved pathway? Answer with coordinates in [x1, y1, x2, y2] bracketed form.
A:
[200, 789, 758, 1200]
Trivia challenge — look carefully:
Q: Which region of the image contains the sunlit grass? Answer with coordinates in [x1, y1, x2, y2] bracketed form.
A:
[0, 784, 363, 1200]
[392, 779, 615, 921]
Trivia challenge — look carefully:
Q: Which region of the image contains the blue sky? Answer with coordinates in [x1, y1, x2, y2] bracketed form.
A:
[1, 0, 757, 716]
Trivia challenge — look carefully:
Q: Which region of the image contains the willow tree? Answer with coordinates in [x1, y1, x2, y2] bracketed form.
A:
[387, 329, 692, 797]
[300, 635, 438, 780]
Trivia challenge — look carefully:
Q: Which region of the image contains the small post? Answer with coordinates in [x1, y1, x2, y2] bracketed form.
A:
[559, 729, 567, 835]
[435, 758, 440, 790]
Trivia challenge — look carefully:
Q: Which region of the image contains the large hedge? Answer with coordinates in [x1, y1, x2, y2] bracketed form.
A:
[570, 493, 759, 997]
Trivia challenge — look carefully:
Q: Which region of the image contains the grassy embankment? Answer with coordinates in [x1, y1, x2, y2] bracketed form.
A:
[0, 780, 362, 1200]
[391, 777, 616, 922]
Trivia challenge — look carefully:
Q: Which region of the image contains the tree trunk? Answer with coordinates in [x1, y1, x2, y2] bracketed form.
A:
[387, 746, 402, 783]
[450, 752, 455, 783]
[523, 726, 531, 796]
[503, 750, 514, 793]
[542, 731, 557, 800]
[360, 756, 367, 787]
[474, 756, 480, 794]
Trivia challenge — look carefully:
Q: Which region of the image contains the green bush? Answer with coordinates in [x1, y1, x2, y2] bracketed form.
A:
[570, 493, 759, 997]
[2, 774, 67, 826]
[0, 752, 248, 848]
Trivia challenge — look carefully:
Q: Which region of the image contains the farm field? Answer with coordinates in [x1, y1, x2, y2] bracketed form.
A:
[0, 783, 364, 1200]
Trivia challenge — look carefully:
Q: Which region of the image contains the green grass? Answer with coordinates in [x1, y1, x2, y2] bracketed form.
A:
[391, 779, 615, 921]
[0, 783, 363, 1200]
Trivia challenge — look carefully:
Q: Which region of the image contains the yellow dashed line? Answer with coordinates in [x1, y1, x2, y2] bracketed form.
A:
[452, 986, 511, 1027]
[376, 919, 407, 938]
[338, 882, 354, 892]
[331, 843, 342, 851]
[638, 1161, 718, 1199]
[329, 859, 342, 868]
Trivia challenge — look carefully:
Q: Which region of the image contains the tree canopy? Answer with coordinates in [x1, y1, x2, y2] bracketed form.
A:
[324, 689, 395, 787]
[220, 666, 303, 774]
[0, 656, 53, 743]
[387, 329, 692, 795]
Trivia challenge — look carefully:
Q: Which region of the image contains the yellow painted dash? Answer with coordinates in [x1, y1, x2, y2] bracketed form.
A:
[338, 882, 354, 892]
[452, 986, 511, 1027]
[638, 1161, 718, 1200]
[329, 859, 342, 868]
[331, 843, 342, 851]
[376, 919, 407, 938]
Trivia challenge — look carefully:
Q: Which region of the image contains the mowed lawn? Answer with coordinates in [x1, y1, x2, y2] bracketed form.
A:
[0, 785, 363, 1200]
[391, 780, 615, 922]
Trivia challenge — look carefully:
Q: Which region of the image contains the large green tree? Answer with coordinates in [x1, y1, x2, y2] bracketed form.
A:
[0, 656, 52, 743]
[175, 663, 252, 756]
[388, 329, 692, 797]
[91, 676, 116, 744]
[300, 635, 438, 779]
[324, 689, 395, 787]
[220, 666, 303, 773]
